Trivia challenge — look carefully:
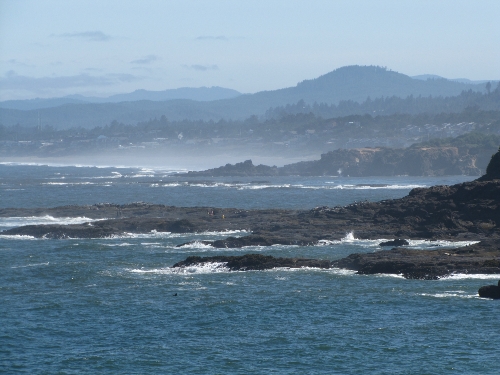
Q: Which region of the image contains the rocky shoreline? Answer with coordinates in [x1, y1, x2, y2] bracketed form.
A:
[180, 146, 488, 178]
[2, 149, 499, 279]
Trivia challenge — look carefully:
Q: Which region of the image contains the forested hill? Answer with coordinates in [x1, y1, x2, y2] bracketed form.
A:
[265, 82, 500, 119]
[0, 66, 492, 128]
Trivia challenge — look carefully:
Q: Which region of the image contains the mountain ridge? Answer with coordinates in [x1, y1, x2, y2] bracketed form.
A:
[0, 65, 493, 128]
[0, 86, 241, 111]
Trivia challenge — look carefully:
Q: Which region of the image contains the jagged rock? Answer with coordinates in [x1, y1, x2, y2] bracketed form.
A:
[379, 239, 410, 247]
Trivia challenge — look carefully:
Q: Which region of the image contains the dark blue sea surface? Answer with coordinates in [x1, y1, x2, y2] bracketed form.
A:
[1, 163, 499, 374]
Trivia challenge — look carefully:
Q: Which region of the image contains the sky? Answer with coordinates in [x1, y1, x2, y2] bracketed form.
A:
[0, 0, 499, 100]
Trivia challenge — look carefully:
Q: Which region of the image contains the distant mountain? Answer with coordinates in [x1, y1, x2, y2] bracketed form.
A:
[66, 86, 242, 104]
[0, 97, 88, 111]
[0, 86, 241, 111]
[0, 65, 491, 128]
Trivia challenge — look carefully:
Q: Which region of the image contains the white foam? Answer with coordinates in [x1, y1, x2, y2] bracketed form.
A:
[129, 262, 230, 275]
[237, 184, 291, 190]
[151, 182, 426, 191]
[160, 182, 185, 187]
[0, 215, 105, 229]
[42, 182, 97, 185]
[85, 172, 123, 179]
[440, 273, 500, 280]
[0, 234, 38, 240]
[372, 273, 406, 279]
[264, 267, 357, 275]
[101, 242, 134, 247]
[418, 292, 477, 299]
[109, 231, 173, 239]
[105, 229, 249, 240]
[317, 232, 380, 247]
[11, 262, 49, 269]
[176, 241, 214, 249]
[329, 184, 426, 190]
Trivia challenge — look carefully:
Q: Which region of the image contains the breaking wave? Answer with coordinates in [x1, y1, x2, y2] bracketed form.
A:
[0, 215, 106, 229]
[418, 291, 478, 299]
[129, 262, 230, 275]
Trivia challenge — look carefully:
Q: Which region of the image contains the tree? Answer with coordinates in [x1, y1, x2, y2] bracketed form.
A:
[486, 81, 492, 95]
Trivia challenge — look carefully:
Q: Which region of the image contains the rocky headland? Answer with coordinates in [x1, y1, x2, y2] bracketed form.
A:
[181, 146, 487, 177]
[2, 148, 500, 279]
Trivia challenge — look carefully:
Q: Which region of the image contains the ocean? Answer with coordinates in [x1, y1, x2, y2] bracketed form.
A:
[1, 163, 499, 374]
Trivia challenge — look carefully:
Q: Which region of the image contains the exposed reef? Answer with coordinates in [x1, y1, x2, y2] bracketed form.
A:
[173, 254, 332, 271]
[2, 149, 500, 279]
[333, 239, 500, 280]
[171, 241, 500, 280]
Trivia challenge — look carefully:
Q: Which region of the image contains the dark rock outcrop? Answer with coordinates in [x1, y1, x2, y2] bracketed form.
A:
[172, 254, 332, 271]
[480, 146, 500, 181]
[478, 280, 500, 299]
[379, 239, 409, 247]
[333, 239, 500, 280]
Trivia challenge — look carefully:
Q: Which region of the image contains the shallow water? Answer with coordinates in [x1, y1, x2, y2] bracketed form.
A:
[1, 163, 498, 374]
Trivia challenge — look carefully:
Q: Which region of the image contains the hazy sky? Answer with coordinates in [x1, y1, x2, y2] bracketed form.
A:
[1, 0, 499, 100]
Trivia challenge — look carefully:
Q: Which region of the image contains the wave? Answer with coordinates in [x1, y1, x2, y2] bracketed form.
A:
[106, 229, 250, 240]
[0, 234, 38, 240]
[0, 215, 107, 229]
[418, 291, 478, 299]
[128, 264, 360, 276]
[42, 182, 97, 186]
[176, 241, 214, 249]
[129, 262, 230, 275]
[439, 273, 500, 280]
[327, 184, 427, 190]
[11, 262, 50, 269]
[263, 267, 357, 276]
[148, 181, 426, 191]
[100, 242, 134, 247]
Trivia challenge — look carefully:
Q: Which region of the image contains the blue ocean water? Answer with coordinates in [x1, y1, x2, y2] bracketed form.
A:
[1, 163, 499, 374]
